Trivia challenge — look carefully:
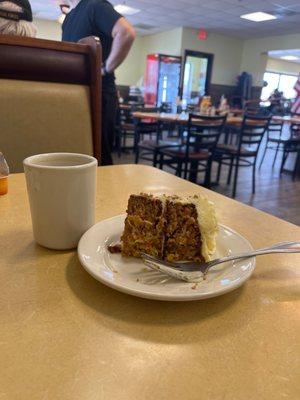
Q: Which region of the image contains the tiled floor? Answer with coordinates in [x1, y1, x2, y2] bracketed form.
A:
[112, 132, 300, 226]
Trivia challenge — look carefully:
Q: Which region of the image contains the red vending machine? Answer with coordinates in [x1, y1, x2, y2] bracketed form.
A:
[144, 54, 181, 109]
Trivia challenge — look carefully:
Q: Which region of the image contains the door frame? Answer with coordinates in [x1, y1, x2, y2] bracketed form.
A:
[180, 49, 214, 99]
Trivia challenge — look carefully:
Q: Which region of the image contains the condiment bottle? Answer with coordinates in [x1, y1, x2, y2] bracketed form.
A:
[0, 152, 9, 195]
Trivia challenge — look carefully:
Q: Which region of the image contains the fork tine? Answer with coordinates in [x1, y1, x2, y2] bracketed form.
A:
[141, 253, 206, 273]
[143, 259, 204, 283]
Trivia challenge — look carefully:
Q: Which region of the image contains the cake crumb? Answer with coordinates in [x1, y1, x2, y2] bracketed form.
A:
[191, 283, 198, 290]
[108, 244, 122, 254]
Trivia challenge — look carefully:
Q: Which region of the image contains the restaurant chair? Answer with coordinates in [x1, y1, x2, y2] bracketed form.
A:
[259, 120, 284, 168]
[134, 106, 179, 166]
[280, 122, 300, 180]
[215, 115, 271, 198]
[159, 114, 226, 187]
[245, 100, 261, 115]
[115, 104, 136, 156]
[160, 102, 178, 138]
[0, 35, 101, 173]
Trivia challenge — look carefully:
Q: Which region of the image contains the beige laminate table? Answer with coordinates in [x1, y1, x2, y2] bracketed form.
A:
[132, 112, 300, 126]
[1, 165, 299, 400]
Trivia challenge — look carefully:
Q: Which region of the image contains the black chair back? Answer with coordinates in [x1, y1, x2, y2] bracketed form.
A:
[160, 102, 172, 113]
[120, 106, 134, 124]
[239, 115, 271, 155]
[135, 105, 161, 113]
[186, 114, 227, 156]
[291, 121, 300, 139]
[268, 120, 284, 139]
[133, 107, 161, 149]
[291, 112, 300, 118]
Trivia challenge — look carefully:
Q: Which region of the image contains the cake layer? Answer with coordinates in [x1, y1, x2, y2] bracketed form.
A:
[164, 201, 204, 262]
[121, 194, 165, 258]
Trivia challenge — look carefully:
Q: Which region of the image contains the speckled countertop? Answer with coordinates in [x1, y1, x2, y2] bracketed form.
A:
[0, 165, 299, 400]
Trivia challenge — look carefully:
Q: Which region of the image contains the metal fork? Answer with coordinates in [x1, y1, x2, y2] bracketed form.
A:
[141, 241, 300, 282]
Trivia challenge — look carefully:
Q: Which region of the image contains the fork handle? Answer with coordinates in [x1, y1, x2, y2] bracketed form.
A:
[210, 242, 300, 268]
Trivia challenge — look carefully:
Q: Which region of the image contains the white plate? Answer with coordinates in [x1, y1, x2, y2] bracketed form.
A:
[78, 214, 255, 301]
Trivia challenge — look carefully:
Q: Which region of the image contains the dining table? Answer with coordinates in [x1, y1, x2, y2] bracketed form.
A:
[132, 111, 300, 127]
[1, 164, 299, 400]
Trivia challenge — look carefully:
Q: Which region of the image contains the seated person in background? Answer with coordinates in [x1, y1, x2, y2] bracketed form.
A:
[268, 89, 284, 113]
[0, 0, 36, 37]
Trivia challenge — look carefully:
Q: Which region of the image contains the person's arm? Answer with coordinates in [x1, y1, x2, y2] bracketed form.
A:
[104, 17, 135, 74]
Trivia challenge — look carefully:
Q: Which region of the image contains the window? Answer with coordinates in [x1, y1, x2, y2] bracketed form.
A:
[278, 74, 298, 99]
[161, 76, 168, 103]
[261, 71, 298, 101]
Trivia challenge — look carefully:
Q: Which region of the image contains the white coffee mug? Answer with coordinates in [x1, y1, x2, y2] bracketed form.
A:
[24, 153, 97, 250]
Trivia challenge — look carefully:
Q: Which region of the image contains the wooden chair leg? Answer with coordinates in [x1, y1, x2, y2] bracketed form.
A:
[272, 142, 281, 167]
[280, 150, 288, 174]
[232, 159, 239, 198]
[176, 161, 182, 177]
[153, 150, 158, 168]
[135, 146, 140, 164]
[204, 159, 212, 188]
[227, 156, 234, 185]
[252, 161, 256, 194]
[216, 158, 222, 183]
[259, 142, 268, 169]
[293, 151, 300, 181]
[133, 128, 139, 153]
[184, 161, 188, 180]
[159, 153, 164, 170]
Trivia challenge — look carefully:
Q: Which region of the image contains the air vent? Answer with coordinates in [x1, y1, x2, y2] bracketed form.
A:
[134, 23, 155, 30]
[274, 9, 300, 18]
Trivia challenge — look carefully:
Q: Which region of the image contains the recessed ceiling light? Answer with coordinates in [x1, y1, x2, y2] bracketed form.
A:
[240, 12, 277, 22]
[114, 4, 140, 16]
[280, 55, 299, 61]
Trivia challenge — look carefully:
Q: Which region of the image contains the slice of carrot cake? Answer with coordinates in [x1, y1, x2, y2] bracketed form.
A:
[120, 193, 218, 262]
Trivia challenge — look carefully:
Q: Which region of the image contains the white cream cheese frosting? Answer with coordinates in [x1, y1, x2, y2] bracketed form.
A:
[189, 195, 218, 261]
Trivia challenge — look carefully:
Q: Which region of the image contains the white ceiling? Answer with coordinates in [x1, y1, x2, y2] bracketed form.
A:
[268, 49, 300, 64]
[31, 0, 300, 38]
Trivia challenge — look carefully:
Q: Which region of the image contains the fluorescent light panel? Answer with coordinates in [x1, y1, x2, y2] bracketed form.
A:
[114, 4, 140, 16]
[240, 12, 277, 22]
[280, 55, 299, 61]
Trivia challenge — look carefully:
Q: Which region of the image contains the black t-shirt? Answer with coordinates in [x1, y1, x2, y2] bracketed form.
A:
[62, 0, 121, 91]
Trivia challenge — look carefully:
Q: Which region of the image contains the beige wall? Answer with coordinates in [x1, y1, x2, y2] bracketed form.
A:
[140, 28, 183, 58]
[240, 33, 300, 86]
[118, 27, 244, 87]
[31, 18, 300, 91]
[266, 58, 300, 76]
[115, 36, 144, 86]
[33, 18, 62, 41]
[181, 28, 244, 86]
[116, 28, 183, 86]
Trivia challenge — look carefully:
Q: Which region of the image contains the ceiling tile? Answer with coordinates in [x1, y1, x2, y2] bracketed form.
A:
[29, 0, 300, 39]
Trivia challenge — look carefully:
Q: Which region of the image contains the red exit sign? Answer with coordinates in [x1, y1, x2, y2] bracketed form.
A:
[198, 29, 207, 41]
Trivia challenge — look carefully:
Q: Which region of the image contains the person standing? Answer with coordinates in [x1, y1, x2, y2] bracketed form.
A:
[62, 0, 135, 165]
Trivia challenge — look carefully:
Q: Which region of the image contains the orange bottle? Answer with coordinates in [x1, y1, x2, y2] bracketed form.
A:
[0, 152, 9, 196]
